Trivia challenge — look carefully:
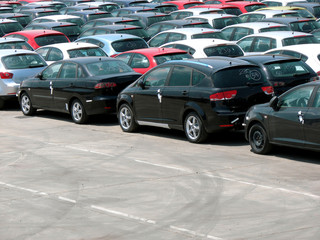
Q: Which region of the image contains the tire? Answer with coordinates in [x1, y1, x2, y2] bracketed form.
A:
[118, 103, 138, 132]
[248, 123, 272, 154]
[184, 112, 208, 143]
[71, 99, 88, 124]
[20, 93, 36, 116]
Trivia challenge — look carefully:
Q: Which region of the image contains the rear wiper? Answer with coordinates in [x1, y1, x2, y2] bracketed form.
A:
[28, 65, 45, 68]
[246, 81, 263, 86]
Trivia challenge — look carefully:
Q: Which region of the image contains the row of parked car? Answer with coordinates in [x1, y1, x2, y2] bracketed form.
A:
[0, 0, 319, 156]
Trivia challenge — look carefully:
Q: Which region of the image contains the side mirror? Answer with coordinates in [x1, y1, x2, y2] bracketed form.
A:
[35, 73, 43, 80]
[137, 79, 145, 89]
[269, 96, 279, 110]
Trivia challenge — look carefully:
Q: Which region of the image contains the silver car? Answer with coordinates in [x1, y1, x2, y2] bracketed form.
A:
[0, 49, 47, 109]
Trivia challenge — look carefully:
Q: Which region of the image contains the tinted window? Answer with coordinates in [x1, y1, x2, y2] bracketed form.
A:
[53, 25, 81, 37]
[233, 27, 254, 41]
[212, 67, 266, 88]
[86, 60, 133, 76]
[64, 18, 84, 27]
[68, 47, 107, 58]
[282, 36, 319, 46]
[168, 66, 191, 86]
[213, 17, 240, 29]
[185, 22, 212, 28]
[0, 22, 22, 35]
[115, 53, 132, 64]
[167, 33, 186, 42]
[148, 15, 172, 26]
[313, 6, 320, 18]
[111, 39, 148, 52]
[280, 86, 314, 107]
[290, 21, 320, 32]
[88, 13, 112, 21]
[252, 37, 276, 52]
[47, 48, 63, 61]
[192, 70, 206, 86]
[154, 53, 192, 65]
[59, 62, 77, 78]
[192, 32, 225, 40]
[143, 66, 170, 87]
[245, 4, 265, 12]
[0, 41, 33, 51]
[312, 87, 320, 107]
[266, 61, 310, 78]
[223, 8, 242, 16]
[117, 28, 148, 39]
[35, 35, 69, 46]
[2, 53, 46, 69]
[237, 37, 255, 52]
[260, 26, 290, 32]
[164, 44, 196, 55]
[204, 45, 244, 57]
[148, 33, 168, 47]
[131, 54, 149, 68]
[42, 62, 62, 79]
[282, 50, 308, 62]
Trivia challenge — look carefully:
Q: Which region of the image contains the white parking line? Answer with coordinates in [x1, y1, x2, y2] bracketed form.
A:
[58, 196, 77, 204]
[170, 225, 223, 240]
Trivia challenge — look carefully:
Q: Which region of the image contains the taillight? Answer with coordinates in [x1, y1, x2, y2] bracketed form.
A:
[210, 90, 237, 101]
[273, 81, 285, 87]
[261, 86, 274, 95]
[94, 82, 117, 89]
[0, 72, 13, 79]
[312, 75, 320, 80]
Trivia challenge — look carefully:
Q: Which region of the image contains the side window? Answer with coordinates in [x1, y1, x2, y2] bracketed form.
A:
[233, 27, 253, 41]
[149, 33, 168, 47]
[221, 28, 234, 41]
[86, 39, 105, 48]
[47, 48, 63, 61]
[237, 37, 254, 52]
[167, 66, 191, 86]
[42, 62, 62, 79]
[175, 44, 195, 55]
[280, 86, 314, 108]
[167, 33, 186, 43]
[192, 70, 206, 86]
[59, 62, 77, 78]
[77, 65, 85, 78]
[36, 47, 50, 60]
[143, 66, 171, 87]
[116, 53, 132, 64]
[146, 24, 160, 36]
[170, 12, 179, 19]
[131, 54, 149, 68]
[252, 37, 274, 52]
[312, 87, 320, 107]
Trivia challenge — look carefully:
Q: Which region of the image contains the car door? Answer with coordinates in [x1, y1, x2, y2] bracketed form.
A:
[268, 85, 314, 146]
[52, 62, 79, 111]
[133, 66, 171, 124]
[303, 85, 320, 149]
[32, 62, 63, 109]
[161, 65, 191, 125]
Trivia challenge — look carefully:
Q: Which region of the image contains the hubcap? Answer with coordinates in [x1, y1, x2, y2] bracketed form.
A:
[120, 107, 132, 130]
[72, 102, 82, 121]
[21, 95, 30, 113]
[252, 130, 264, 149]
[186, 116, 200, 140]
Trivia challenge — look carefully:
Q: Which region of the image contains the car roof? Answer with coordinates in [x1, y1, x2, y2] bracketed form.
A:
[55, 56, 117, 64]
[161, 38, 240, 48]
[148, 19, 206, 26]
[0, 49, 36, 57]
[156, 27, 220, 34]
[186, 13, 237, 20]
[238, 30, 313, 39]
[90, 24, 141, 30]
[28, 21, 77, 27]
[37, 42, 99, 50]
[7, 29, 66, 37]
[223, 21, 287, 30]
[241, 9, 298, 15]
[262, 17, 314, 24]
[171, 8, 222, 13]
[265, 43, 320, 54]
[238, 54, 301, 65]
[34, 14, 81, 20]
[118, 47, 187, 55]
[77, 33, 144, 42]
[125, 12, 168, 17]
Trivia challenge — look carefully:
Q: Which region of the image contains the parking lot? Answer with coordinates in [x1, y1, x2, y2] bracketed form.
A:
[1, 103, 320, 240]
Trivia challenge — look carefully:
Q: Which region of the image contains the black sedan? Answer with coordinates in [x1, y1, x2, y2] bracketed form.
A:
[244, 81, 320, 154]
[117, 57, 274, 143]
[18, 57, 141, 123]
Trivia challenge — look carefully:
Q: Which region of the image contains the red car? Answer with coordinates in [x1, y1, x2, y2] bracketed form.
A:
[162, 0, 204, 10]
[4, 30, 70, 49]
[190, 4, 242, 15]
[225, 1, 267, 13]
[114, 47, 193, 74]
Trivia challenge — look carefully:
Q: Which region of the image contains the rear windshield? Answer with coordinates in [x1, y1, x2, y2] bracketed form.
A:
[265, 61, 310, 78]
[38, 11, 59, 17]
[313, 6, 320, 18]
[111, 39, 148, 52]
[290, 20, 320, 32]
[148, 15, 172, 26]
[154, 53, 192, 64]
[0, 22, 22, 34]
[223, 8, 242, 16]
[0, 41, 33, 51]
[192, 32, 225, 40]
[118, 20, 144, 27]
[63, 18, 85, 27]
[9, 16, 31, 26]
[259, 26, 290, 33]
[53, 25, 81, 36]
[204, 45, 244, 57]
[185, 22, 212, 28]
[68, 47, 107, 58]
[245, 4, 265, 12]
[212, 66, 266, 88]
[86, 60, 133, 76]
[117, 28, 148, 39]
[2, 53, 46, 69]
[213, 17, 240, 29]
[282, 36, 319, 46]
[35, 35, 69, 46]
[88, 13, 112, 21]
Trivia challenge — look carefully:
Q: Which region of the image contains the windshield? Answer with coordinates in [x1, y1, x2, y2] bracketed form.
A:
[111, 39, 148, 52]
[68, 47, 107, 58]
[204, 45, 244, 57]
[154, 53, 192, 64]
[266, 61, 310, 78]
[35, 35, 69, 47]
[2, 54, 46, 69]
[86, 60, 133, 76]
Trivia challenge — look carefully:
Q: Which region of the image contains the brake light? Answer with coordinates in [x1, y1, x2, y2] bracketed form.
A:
[261, 86, 274, 95]
[210, 90, 237, 101]
[0, 72, 13, 79]
[94, 82, 117, 89]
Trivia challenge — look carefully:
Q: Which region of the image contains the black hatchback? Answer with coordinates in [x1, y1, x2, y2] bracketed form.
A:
[117, 57, 274, 143]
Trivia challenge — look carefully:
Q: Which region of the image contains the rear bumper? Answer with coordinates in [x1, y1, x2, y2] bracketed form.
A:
[205, 112, 246, 133]
[84, 95, 117, 115]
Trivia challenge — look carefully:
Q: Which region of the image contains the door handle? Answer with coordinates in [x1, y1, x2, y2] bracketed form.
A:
[182, 90, 188, 95]
[157, 89, 162, 103]
[298, 111, 304, 124]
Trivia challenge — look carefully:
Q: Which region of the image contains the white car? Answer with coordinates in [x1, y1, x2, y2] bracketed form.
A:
[261, 0, 308, 7]
[185, 13, 241, 29]
[237, 31, 319, 54]
[36, 42, 107, 65]
[160, 38, 245, 58]
[264, 43, 320, 75]
[239, 9, 300, 22]
[27, 14, 85, 27]
[221, 22, 290, 42]
[148, 28, 225, 47]
[169, 8, 225, 20]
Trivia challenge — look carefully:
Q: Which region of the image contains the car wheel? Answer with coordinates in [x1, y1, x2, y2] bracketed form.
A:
[71, 99, 88, 124]
[20, 93, 36, 116]
[249, 123, 272, 154]
[118, 103, 138, 132]
[184, 112, 208, 143]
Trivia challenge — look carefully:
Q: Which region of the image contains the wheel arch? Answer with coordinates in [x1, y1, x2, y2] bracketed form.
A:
[182, 102, 207, 130]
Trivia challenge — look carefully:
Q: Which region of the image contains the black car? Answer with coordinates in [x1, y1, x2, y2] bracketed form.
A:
[18, 57, 141, 123]
[117, 57, 274, 143]
[238, 54, 317, 95]
[244, 81, 320, 154]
